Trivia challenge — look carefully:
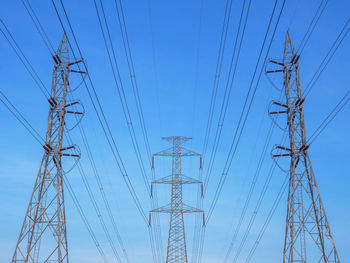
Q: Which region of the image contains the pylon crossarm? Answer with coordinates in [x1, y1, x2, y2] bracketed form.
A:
[151, 203, 203, 214]
[153, 147, 200, 157]
[152, 175, 202, 185]
[153, 147, 174, 156]
[161, 136, 191, 143]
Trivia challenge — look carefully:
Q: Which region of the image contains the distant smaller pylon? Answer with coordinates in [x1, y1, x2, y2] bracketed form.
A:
[150, 136, 204, 263]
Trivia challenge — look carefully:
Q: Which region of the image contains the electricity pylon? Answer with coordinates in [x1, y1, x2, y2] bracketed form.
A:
[150, 136, 204, 263]
[12, 34, 84, 263]
[267, 32, 340, 262]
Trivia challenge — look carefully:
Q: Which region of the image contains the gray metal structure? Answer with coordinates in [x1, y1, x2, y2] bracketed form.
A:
[151, 136, 203, 263]
[267, 32, 340, 263]
[12, 34, 83, 263]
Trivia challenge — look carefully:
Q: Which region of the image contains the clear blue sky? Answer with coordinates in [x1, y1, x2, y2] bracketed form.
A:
[0, 0, 349, 262]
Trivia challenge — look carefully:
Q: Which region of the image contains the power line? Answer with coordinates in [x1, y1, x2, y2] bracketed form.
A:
[113, 0, 164, 258]
[308, 89, 349, 145]
[49, 2, 162, 258]
[195, 0, 252, 261]
[93, 0, 151, 195]
[297, 0, 328, 55]
[203, 0, 251, 193]
[231, 133, 287, 263]
[72, 114, 132, 263]
[222, 122, 276, 263]
[0, 90, 45, 145]
[218, 97, 268, 263]
[144, 1, 165, 260]
[304, 18, 350, 98]
[244, 175, 288, 263]
[195, 1, 236, 261]
[221, 86, 283, 263]
[113, 0, 153, 161]
[206, 0, 286, 224]
[63, 175, 111, 263]
[198, 1, 286, 263]
[146, 0, 162, 137]
[51, 0, 149, 225]
[20, 0, 55, 54]
[0, 18, 49, 98]
[201, 0, 234, 163]
[65, 132, 122, 263]
[93, 1, 163, 261]
[190, 0, 204, 140]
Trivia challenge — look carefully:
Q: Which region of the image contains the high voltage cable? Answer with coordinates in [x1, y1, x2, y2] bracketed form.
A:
[93, 0, 151, 194]
[308, 90, 349, 145]
[93, 1, 163, 261]
[191, 171, 204, 263]
[304, 18, 350, 98]
[198, 2, 286, 263]
[20, 0, 55, 54]
[68, 89, 132, 263]
[194, 1, 235, 261]
[56, 0, 151, 251]
[114, 0, 164, 258]
[296, 0, 328, 55]
[200, 0, 285, 258]
[11, 0, 160, 262]
[222, 121, 276, 263]
[63, 175, 110, 263]
[203, 0, 251, 193]
[190, 0, 204, 140]
[112, 0, 153, 161]
[54, 0, 158, 258]
[194, 0, 251, 261]
[110, 0, 165, 259]
[65, 132, 122, 263]
[221, 88, 284, 263]
[219, 98, 268, 263]
[146, 0, 162, 136]
[286, 0, 301, 30]
[201, 0, 234, 162]
[206, 0, 286, 224]
[0, 18, 49, 98]
[0, 91, 45, 145]
[51, 0, 149, 225]
[73, 116, 132, 263]
[231, 133, 287, 263]
[244, 174, 288, 263]
[139, 2, 166, 257]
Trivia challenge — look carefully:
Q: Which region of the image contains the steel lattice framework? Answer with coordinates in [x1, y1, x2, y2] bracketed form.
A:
[267, 32, 340, 263]
[151, 136, 203, 263]
[12, 35, 83, 263]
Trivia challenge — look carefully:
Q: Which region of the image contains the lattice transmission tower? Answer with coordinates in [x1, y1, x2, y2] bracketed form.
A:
[150, 136, 204, 263]
[12, 34, 84, 263]
[266, 32, 340, 262]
